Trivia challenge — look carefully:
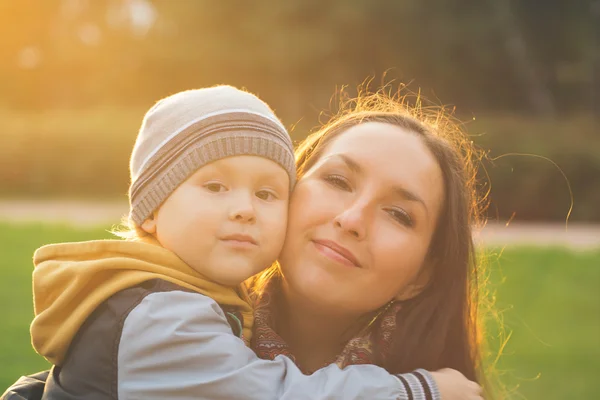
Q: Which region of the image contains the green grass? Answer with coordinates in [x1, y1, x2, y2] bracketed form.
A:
[0, 221, 599, 398]
[484, 247, 600, 399]
[0, 222, 112, 387]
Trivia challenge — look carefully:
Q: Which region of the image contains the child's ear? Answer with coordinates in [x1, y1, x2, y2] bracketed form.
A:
[140, 213, 157, 234]
[394, 261, 434, 301]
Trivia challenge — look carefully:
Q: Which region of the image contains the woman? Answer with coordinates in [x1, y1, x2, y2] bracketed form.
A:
[251, 90, 486, 383]
[2, 90, 488, 399]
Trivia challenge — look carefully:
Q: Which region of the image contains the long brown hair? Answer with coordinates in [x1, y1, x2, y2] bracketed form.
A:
[253, 88, 489, 384]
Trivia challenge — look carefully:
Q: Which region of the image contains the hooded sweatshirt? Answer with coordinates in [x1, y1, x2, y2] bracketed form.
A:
[30, 237, 253, 365]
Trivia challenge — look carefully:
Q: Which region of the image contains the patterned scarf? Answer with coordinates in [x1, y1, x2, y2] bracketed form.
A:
[251, 278, 402, 373]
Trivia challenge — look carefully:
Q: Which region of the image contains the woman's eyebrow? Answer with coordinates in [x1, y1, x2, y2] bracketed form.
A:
[326, 154, 362, 174]
[391, 185, 429, 216]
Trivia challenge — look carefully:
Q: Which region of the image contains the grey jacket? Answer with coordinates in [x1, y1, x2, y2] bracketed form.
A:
[2, 279, 440, 400]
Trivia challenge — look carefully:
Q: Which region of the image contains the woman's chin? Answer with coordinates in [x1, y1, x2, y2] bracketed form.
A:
[287, 270, 352, 309]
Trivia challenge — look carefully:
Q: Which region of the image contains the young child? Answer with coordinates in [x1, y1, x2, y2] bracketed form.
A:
[16, 86, 457, 400]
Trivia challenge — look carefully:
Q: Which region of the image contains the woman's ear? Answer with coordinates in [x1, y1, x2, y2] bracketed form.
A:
[394, 262, 434, 301]
[140, 213, 157, 235]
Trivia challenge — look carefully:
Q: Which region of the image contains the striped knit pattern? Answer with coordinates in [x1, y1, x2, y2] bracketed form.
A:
[395, 370, 441, 400]
[128, 86, 295, 225]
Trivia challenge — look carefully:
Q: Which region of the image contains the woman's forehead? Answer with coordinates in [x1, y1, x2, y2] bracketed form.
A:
[324, 122, 430, 165]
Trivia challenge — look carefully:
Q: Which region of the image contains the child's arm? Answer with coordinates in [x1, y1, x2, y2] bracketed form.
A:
[118, 290, 438, 400]
[0, 371, 49, 400]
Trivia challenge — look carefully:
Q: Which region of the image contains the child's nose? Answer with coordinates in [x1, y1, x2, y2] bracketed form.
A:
[228, 193, 256, 223]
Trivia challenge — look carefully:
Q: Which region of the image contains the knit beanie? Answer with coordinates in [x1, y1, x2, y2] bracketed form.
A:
[128, 85, 295, 226]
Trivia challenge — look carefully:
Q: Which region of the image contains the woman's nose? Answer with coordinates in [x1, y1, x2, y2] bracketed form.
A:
[333, 202, 367, 239]
[228, 192, 256, 223]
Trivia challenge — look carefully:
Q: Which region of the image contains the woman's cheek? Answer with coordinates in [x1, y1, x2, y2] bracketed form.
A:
[372, 226, 420, 274]
[310, 180, 349, 211]
[291, 181, 328, 218]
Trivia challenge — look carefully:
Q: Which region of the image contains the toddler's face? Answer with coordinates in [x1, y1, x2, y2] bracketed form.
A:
[142, 155, 289, 286]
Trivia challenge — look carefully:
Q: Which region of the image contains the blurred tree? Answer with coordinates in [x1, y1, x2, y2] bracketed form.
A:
[487, 0, 555, 116]
[0, 0, 596, 117]
[592, 0, 600, 117]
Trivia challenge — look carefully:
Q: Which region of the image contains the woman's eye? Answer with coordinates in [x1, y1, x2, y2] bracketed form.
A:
[204, 183, 227, 193]
[256, 190, 277, 201]
[386, 208, 414, 227]
[324, 174, 351, 191]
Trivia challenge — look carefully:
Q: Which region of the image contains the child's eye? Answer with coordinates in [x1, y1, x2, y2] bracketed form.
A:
[204, 182, 227, 193]
[256, 190, 278, 201]
[386, 208, 414, 227]
[323, 174, 351, 191]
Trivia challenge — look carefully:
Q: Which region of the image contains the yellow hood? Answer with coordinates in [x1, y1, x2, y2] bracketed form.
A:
[31, 237, 253, 365]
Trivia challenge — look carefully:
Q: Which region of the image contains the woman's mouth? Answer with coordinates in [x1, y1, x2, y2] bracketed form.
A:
[311, 239, 361, 268]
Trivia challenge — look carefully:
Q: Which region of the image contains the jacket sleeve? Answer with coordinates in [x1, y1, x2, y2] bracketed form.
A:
[0, 371, 49, 400]
[118, 290, 440, 400]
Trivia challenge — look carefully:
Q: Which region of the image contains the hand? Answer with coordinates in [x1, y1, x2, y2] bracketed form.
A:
[429, 368, 483, 400]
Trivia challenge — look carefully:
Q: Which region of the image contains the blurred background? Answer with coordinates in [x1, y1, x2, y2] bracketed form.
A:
[0, 0, 599, 398]
[0, 0, 599, 221]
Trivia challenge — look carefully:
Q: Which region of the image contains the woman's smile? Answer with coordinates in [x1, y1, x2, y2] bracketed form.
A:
[311, 239, 362, 268]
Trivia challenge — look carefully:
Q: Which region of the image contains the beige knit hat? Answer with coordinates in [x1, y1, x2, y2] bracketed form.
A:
[128, 85, 295, 225]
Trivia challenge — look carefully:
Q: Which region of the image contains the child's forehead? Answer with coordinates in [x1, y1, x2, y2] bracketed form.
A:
[192, 155, 290, 182]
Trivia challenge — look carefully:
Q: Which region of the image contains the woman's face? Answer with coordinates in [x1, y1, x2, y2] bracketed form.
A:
[279, 122, 444, 316]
